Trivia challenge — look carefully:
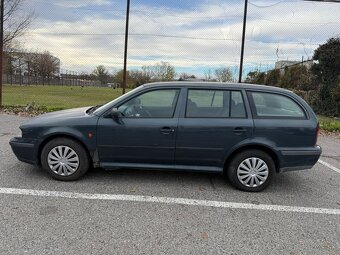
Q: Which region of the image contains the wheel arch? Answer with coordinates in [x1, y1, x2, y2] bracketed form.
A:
[37, 133, 92, 166]
[224, 144, 280, 174]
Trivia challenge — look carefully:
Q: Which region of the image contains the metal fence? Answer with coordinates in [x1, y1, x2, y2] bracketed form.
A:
[3, 0, 340, 115]
[3, 0, 336, 82]
[2, 74, 102, 87]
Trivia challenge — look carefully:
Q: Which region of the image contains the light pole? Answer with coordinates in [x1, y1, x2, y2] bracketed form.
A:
[122, 0, 130, 94]
[238, 0, 248, 83]
[0, 0, 4, 106]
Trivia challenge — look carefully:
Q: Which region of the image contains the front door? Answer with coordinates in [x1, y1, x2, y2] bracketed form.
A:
[97, 88, 181, 166]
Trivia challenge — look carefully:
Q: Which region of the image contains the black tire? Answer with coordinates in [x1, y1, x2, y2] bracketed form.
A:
[41, 137, 90, 181]
[227, 150, 275, 192]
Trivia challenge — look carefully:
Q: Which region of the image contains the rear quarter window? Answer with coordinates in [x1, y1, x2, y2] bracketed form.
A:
[248, 91, 306, 119]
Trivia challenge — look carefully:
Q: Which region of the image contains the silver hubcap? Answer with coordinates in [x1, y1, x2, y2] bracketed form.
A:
[47, 146, 79, 176]
[237, 157, 269, 188]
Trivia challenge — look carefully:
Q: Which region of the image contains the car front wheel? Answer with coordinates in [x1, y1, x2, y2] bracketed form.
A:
[227, 150, 275, 192]
[41, 138, 90, 181]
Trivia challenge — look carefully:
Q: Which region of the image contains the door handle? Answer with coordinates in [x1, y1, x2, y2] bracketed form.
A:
[233, 127, 247, 134]
[160, 127, 175, 134]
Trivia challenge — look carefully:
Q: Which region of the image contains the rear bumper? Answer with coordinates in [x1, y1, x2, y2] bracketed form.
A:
[9, 137, 39, 165]
[278, 145, 321, 173]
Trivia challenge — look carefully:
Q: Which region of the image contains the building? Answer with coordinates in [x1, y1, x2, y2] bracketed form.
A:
[275, 60, 314, 74]
[275, 60, 300, 70]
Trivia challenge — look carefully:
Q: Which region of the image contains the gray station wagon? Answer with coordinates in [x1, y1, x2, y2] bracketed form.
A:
[10, 82, 321, 191]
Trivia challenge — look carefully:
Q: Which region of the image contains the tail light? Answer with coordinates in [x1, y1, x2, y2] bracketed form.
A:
[315, 123, 320, 146]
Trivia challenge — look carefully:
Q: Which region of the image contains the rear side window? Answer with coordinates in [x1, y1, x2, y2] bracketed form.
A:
[248, 92, 306, 118]
[186, 89, 246, 118]
[231, 91, 247, 118]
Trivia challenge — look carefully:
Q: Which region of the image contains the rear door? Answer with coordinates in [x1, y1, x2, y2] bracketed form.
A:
[175, 88, 254, 169]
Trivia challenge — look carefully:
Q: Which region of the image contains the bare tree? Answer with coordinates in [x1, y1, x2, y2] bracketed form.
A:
[179, 73, 196, 80]
[130, 70, 151, 87]
[153, 62, 176, 81]
[93, 65, 109, 84]
[141, 65, 154, 81]
[204, 69, 214, 81]
[3, 0, 36, 47]
[214, 67, 233, 82]
[140, 62, 176, 81]
[25, 50, 59, 81]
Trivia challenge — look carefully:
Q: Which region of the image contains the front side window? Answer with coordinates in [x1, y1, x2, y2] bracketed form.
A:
[118, 89, 180, 118]
[186, 89, 246, 118]
[248, 92, 306, 118]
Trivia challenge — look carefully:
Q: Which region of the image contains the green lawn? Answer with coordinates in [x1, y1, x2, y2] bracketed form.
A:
[2, 84, 340, 132]
[318, 115, 340, 132]
[2, 84, 125, 111]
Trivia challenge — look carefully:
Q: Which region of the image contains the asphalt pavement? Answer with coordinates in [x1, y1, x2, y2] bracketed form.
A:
[0, 114, 339, 255]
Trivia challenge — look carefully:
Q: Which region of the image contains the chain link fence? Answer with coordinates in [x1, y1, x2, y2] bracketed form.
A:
[1, 0, 339, 111]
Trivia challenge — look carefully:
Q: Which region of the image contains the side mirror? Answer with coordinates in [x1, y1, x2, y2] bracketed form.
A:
[111, 108, 122, 120]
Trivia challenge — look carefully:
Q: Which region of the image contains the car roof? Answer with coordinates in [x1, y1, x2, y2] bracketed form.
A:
[142, 81, 291, 93]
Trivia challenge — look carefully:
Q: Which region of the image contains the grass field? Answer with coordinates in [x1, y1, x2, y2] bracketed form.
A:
[1, 84, 340, 132]
[318, 115, 340, 132]
[2, 84, 124, 111]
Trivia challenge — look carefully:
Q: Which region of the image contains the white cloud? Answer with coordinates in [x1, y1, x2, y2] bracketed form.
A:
[22, 0, 340, 75]
[54, 0, 111, 8]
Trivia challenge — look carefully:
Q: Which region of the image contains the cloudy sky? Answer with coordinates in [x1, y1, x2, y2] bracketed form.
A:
[20, 0, 340, 78]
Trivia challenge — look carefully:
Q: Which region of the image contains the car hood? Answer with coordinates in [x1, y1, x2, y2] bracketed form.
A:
[20, 107, 91, 128]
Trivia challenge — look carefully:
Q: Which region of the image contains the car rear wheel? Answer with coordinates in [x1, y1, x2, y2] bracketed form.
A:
[41, 138, 89, 181]
[227, 150, 275, 192]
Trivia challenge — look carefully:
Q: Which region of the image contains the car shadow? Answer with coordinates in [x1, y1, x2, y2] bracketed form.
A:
[84, 167, 306, 193]
[6, 163, 311, 197]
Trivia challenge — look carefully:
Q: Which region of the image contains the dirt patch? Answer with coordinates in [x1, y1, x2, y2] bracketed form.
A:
[320, 130, 340, 139]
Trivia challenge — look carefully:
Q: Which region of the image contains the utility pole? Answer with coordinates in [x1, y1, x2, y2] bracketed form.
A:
[0, 0, 4, 106]
[238, 0, 248, 83]
[237, 0, 339, 83]
[122, 0, 130, 94]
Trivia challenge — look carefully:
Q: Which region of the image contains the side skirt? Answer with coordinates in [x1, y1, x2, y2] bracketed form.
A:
[100, 162, 223, 173]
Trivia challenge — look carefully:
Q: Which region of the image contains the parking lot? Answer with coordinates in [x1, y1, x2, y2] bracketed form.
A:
[0, 114, 339, 254]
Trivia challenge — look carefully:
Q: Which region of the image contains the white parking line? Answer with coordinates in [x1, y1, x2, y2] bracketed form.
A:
[1, 187, 340, 215]
[318, 159, 340, 174]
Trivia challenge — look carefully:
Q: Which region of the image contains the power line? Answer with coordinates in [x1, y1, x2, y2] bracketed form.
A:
[72, 7, 245, 20]
[249, 0, 301, 8]
[250, 17, 340, 25]
[28, 31, 326, 47]
[29, 32, 240, 42]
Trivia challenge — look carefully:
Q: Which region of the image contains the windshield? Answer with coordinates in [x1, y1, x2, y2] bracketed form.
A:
[92, 86, 144, 115]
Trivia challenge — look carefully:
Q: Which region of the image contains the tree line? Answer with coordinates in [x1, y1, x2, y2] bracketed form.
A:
[91, 63, 234, 87]
[4, 50, 60, 79]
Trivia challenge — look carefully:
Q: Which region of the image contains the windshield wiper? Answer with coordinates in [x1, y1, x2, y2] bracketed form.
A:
[86, 105, 102, 114]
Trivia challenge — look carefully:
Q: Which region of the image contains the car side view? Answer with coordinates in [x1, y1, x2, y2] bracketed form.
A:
[10, 82, 321, 191]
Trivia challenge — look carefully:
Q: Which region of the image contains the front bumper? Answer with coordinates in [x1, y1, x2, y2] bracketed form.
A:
[9, 137, 39, 165]
[278, 145, 322, 172]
